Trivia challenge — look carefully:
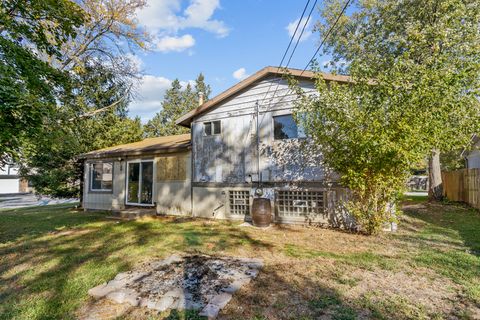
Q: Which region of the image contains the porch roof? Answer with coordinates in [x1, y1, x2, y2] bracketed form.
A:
[79, 134, 191, 159]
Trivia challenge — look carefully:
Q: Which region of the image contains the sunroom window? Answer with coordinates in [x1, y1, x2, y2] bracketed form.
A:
[90, 162, 113, 191]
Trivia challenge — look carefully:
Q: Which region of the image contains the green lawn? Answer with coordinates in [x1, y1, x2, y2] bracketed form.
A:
[0, 199, 479, 320]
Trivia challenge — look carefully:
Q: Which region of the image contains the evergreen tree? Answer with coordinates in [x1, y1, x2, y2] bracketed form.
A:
[144, 74, 211, 137]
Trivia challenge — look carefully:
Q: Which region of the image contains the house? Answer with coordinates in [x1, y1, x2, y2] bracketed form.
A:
[80, 66, 354, 228]
[462, 135, 480, 169]
[0, 163, 29, 194]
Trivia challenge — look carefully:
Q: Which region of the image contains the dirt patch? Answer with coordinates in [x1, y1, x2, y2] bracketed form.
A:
[84, 254, 263, 319]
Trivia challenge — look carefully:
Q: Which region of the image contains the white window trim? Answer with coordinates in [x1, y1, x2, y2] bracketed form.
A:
[90, 162, 113, 192]
[125, 159, 155, 207]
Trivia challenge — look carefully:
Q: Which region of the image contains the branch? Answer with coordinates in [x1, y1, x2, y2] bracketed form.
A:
[67, 84, 132, 122]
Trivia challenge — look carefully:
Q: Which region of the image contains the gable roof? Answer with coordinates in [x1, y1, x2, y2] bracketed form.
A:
[79, 134, 191, 159]
[175, 66, 352, 127]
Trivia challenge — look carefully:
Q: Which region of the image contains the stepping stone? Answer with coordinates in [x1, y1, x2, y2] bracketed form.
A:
[210, 292, 232, 309]
[88, 283, 114, 298]
[154, 296, 175, 311]
[199, 303, 221, 319]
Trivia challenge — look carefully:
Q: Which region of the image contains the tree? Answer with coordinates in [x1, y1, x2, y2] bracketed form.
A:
[313, 0, 480, 201]
[144, 73, 211, 137]
[294, 77, 426, 234]
[20, 61, 143, 197]
[3, 0, 150, 196]
[0, 0, 84, 165]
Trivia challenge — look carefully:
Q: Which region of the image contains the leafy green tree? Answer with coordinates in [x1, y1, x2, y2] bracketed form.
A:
[144, 73, 211, 137]
[21, 61, 143, 197]
[295, 0, 480, 232]
[0, 0, 84, 165]
[2, 0, 149, 196]
[314, 0, 480, 201]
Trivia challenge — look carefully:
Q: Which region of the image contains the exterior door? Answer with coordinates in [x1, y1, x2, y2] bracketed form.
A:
[126, 160, 154, 206]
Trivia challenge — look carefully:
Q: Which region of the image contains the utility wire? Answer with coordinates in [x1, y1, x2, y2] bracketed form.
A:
[257, 0, 312, 108]
[301, 0, 352, 74]
[258, 0, 318, 126]
[261, 0, 353, 111]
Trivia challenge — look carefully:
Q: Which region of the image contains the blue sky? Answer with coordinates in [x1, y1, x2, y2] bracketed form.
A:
[130, 0, 327, 122]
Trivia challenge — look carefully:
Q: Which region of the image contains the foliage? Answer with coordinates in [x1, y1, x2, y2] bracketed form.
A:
[297, 0, 480, 232]
[20, 61, 143, 197]
[295, 78, 421, 234]
[1, 0, 149, 196]
[0, 0, 84, 165]
[144, 73, 211, 137]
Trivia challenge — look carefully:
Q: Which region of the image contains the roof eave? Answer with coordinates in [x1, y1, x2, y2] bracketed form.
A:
[175, 66, 352, 127]
[79, 144, 191, 160]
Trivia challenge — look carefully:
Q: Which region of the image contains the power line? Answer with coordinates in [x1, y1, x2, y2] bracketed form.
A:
[257, 0, 312, 108]
[285, 0, 318, 68]
[258, 0, 318, 124]
[301, 0, 352, 74]
[259, 0, 353, 120]
[278, 0, 312, 70]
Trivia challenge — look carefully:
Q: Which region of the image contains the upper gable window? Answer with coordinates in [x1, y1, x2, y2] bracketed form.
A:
[273, 114, 305, 140]
[204, 120, 221, 136]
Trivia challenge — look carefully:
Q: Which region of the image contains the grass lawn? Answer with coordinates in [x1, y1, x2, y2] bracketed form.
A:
[0, 197, 479, 320]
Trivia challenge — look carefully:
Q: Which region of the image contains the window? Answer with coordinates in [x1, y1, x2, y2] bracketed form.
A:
[229, 190, 250, 215]
[276, 190, 325, 217]
[204, 120, 221, 136]
[90, 162, 113, 191]
[273, 114, 305, 140]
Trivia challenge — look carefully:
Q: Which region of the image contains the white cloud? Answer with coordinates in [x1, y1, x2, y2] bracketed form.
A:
[136, 0, 229, 53]
[129, 75, 172, 121]
[128, 75, 196, 122]
[232, 67, 248, 80]
[154, 34, 195, 52]
[286, 17, 312, 42]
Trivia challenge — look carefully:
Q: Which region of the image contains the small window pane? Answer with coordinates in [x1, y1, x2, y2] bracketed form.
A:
[213, 121, 221, 134]
[91, 162, 113, 191]
[274, 115, 298, 140]
[101, 163, 113, 190]
[204, 122, 212, 135]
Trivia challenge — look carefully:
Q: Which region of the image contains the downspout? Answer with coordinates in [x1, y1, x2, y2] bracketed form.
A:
[255, 101, 261, 190]
[190, 122, 195, 217]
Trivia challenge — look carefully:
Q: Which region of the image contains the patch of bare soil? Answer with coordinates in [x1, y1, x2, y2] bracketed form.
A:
[82, 255, 262, 319]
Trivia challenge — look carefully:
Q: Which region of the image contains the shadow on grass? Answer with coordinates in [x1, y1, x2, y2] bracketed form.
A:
[0, 204, 105, 243]
[401, 200, 480, 304]
[220, 261, 445, 320]
[0, 205, 273, 320]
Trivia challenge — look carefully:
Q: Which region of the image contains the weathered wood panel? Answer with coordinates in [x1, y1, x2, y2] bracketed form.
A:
[157, 154, 187, 181]
[442, 169, 480, 209]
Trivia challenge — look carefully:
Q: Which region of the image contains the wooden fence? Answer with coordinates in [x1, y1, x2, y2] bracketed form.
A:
[442, 168, 480, 209]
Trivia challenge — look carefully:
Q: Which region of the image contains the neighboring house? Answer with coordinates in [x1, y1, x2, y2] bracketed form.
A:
[81, 66, 354, 228]
[462, 135, 480, 169]
[0, 163, 29, 194]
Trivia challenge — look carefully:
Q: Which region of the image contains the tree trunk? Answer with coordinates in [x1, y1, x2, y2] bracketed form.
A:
[428, 149, 443, 201]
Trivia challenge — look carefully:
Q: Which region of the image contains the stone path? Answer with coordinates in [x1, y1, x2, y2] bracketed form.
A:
[86, 254, 263, 319]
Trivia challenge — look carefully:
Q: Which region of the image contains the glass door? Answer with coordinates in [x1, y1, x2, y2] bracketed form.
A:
[126, 160, 154, 205]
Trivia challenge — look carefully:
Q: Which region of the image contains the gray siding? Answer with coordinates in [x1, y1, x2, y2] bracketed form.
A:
[83, 153, 192, 214]
[83, 160, 124, 210]
[192, 76, 324, 184]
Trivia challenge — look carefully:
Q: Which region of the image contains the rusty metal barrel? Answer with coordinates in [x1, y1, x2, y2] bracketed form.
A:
[252, 198, 272, 227]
